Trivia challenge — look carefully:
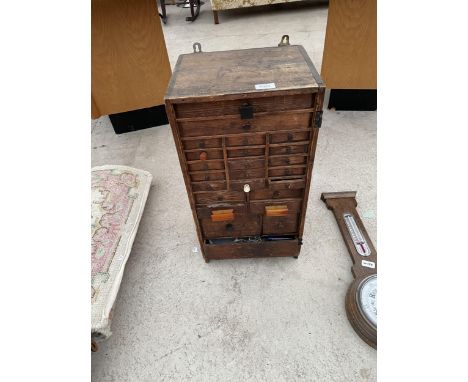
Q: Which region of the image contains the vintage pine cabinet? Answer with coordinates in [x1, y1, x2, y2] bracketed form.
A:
[165, 40, 325, 262]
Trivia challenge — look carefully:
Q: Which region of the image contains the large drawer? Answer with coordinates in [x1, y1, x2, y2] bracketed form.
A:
[201, 213, 261, 239]
[179, 113, 311, 137]
[175, 94, 314, 118]
[204, 239, 301, 260]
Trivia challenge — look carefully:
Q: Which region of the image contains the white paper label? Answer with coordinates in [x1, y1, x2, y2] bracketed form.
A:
[362, 260, 375, 269]
[255, 83, 276, 90]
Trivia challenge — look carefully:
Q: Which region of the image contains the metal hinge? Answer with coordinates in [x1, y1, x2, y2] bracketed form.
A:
[314, 111, 323, 128]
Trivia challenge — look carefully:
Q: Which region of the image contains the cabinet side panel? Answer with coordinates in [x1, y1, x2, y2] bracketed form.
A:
[298, 88, 325, 238]
[165, 100, 208, 262]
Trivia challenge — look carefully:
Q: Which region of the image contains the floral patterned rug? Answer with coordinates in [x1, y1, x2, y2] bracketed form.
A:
[91, 165, 152, 340]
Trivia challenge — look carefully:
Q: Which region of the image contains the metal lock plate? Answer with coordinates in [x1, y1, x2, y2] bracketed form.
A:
[240, 103, 254, 119]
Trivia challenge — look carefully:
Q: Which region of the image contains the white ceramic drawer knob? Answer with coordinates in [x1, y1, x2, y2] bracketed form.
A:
[243, 184, 251, 193]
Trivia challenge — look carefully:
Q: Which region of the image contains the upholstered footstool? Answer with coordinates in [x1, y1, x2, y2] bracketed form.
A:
[91, 165, 152, 351]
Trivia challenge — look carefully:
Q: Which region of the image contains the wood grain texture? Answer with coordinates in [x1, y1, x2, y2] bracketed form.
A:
[321, 0, 377, 89]
[166, 46, 319, 100]
[92, 0, 172, 117]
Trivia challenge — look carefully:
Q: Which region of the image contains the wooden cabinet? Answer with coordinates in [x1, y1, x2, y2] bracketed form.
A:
[165, 42, 325, 261]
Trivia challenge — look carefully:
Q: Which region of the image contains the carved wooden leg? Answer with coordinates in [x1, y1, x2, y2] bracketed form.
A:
[213, 10, 219, 24]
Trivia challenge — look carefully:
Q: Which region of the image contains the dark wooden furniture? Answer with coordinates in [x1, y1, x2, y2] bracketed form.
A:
[165, 37, 325, 262]
[321, 192, 377, 348]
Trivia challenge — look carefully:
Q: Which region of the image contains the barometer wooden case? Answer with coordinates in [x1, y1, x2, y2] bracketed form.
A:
[321, 192, 377, 348]
[165, 37, 325, 261]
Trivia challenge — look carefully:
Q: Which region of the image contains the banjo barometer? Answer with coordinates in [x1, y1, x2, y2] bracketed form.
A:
[321, 192, 377, 349]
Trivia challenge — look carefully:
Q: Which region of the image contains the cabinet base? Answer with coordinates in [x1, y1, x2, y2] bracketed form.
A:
[203, 238, 301, 260]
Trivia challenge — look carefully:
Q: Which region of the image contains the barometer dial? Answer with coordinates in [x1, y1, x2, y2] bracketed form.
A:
[357, 274, 377, 328]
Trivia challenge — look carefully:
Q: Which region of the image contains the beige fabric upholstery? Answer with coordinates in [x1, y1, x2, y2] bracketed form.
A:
[211, 0, 307, 11]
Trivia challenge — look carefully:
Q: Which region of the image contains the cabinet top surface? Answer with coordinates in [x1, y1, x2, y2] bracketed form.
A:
[165, 45, 323, 101]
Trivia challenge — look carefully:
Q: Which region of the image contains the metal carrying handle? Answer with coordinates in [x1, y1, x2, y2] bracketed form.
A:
[193, 42, 202, 53]
[278, 35, 290, 47]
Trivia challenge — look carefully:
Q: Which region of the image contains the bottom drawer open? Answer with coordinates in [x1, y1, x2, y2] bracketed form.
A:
[203, 236, 301, 260]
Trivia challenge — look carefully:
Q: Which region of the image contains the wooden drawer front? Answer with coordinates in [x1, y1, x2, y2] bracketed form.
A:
[204, 239, 300, 260]
[196, 203, 246, 219]
[175, 94, 314, 118]
[269, 166, 306, 178]
[263, 214, 299, 235]
[251, 188, 303, 200]
[229, 158, 265, 171]
[249, 199, 302, 215]
[179, 113, 310, 137]
[188, 160, 224, 172]
[230, 168, 264, 180]
[195, 191, 244, 205]
[201, 214, 261, 239]
[268, 179, 306, 190]
[192, 181, 226, 192]
[185, 149, 223, 161]
[190, 171, 225, 182]
[226, 134, 265, 147]
[269, 155, 307, 167]
[183, 137, 222, 150]
[230, 179, 267, 192]
[228, 147, 264, 158]
[269, 143, 309, 156]
[270, 131, 311, 144]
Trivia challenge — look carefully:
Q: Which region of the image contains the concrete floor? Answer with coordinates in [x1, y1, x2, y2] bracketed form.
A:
[91, 2, 377, 381]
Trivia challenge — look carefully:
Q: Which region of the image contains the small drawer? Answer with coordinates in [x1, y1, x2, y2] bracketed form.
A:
[269, 131, 310, 144]
[195, 191, 244, 205]
[185, 149, 223, 161]
[229, 179, 267, 192]
[229, 158, 265, 171]
[196, 203, 246, 219]
[183, 137, 222, 150]
[190, 171, 225, 182]
[201, 214, 261, 239]
[175, 94, 314, 118]
[230, 168, 265, 180]
[263, 214, 299, 235]
[191, 181, 226, 192]
[269, 143, 309, 156]
[226, 135, 265, 147]
[251, 188, 303, 200]
[269, 155, 307, 167]
[268, 179, 306, 190]
[188, 160, 224, 172]
[250, 199, 302, 215]
[269, 166, 306, 178]
[228, 147, 264, 158]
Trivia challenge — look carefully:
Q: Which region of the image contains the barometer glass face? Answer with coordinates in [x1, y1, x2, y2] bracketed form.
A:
[358, 274, 377, 328]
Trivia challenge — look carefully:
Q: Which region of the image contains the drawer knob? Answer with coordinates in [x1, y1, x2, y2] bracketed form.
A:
[273, 191, 280, 198]
[243, 184, 251, 193]
[204, 175, 210, 181]
[286, 147, 292, 154]
[242, 123, 251, 131]
[199, 151, 208, 161]
[225, 223, 234, 232]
